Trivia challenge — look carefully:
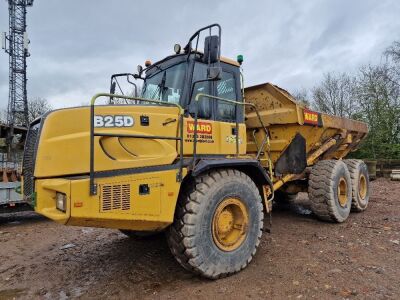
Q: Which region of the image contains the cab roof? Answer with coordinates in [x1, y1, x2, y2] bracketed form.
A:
[220, 56, 240, 67]
[147, 52, 240, 73]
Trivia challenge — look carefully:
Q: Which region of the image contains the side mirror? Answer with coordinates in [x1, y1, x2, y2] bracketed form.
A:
[203, 35, 220, 64]
[110, 81, 116, 94]
[137, 65, 143, 75]
[207, 66, 222, 81]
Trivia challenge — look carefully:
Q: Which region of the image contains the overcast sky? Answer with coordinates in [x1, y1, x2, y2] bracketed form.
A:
[1, 0, 399, 109]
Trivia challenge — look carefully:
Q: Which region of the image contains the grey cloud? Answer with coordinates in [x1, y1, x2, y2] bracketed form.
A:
[1, 0, 400, 109]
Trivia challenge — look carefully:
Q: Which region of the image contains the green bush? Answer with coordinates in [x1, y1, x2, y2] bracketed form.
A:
[349, 143, 400, 159]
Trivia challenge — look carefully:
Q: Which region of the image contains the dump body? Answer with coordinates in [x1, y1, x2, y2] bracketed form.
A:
[244, 83, 367, 178]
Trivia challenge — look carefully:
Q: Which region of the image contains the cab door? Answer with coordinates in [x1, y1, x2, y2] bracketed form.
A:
[209, 63, 246, 155]
[182, 62, 246, 155]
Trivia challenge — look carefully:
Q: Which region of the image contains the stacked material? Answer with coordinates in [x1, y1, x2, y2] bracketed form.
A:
[391, 170, 400, 181]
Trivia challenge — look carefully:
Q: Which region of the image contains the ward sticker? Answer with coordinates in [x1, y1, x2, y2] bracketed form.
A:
[303, 109, 319, 126]
[187, 121, 212, 134]
[94, 115, 134, 128]
[185, 121, 214, 144]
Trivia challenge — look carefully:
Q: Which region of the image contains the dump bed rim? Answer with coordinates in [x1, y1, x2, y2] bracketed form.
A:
[244, 82, 368, 134]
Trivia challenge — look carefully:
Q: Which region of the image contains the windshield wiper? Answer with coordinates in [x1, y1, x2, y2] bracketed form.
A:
[148, 71, 168, 101]
[159, 71, 167, 100]
[143, 68, 166, 99]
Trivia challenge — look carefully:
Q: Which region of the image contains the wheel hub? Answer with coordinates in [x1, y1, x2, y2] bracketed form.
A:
[337, 177, 348, 207]
[212, 197, 249, 252]
[217, 209, 234, 234]
[358, 174, 367, 200]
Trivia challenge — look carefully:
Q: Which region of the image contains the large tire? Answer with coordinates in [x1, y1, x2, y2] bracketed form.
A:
[119, 230, 162, 239]
[166, 169, 264, 279]
[308, 160, 352, 223]
[343, 159, 370, 212]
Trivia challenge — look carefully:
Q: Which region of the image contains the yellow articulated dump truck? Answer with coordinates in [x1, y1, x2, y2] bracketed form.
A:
[22, 24, 369, 278]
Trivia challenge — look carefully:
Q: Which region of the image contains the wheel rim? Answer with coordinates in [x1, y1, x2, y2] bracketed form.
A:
[358, 174, 367, 200]
[212, 197, 249, 252]
[337, 177, 348, 207]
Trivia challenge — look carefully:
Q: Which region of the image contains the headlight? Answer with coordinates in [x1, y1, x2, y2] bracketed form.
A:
[56, 192, 66, 212]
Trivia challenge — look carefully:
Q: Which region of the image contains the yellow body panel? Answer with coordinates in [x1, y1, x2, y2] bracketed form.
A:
[35, 105, 246, 179]
[182, 117, 246, 155]
[34, 178, 71, 224]
[31, 100, 247, 230]
[34, 169, 185, 230]
[35, 105, 180, 178]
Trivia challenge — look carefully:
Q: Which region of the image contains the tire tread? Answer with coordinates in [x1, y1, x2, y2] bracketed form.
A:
[308, 160, 351, 223]
[166, 169, 263, 279]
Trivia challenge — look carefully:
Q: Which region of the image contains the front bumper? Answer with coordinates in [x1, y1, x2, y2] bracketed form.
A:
[33, 169, 182, 231]
[34, 178, 71, 224]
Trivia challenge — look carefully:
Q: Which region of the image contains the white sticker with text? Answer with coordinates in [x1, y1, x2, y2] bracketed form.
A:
[94, 115, 134, 128]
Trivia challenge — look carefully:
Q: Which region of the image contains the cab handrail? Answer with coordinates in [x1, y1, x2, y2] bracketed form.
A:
[193, 93, 272, 179]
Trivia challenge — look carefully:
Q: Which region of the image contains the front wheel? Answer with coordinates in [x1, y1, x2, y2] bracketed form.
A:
[167, 169, 264, 279]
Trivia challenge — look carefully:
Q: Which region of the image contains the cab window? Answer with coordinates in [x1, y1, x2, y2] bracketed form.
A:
[191, 62, 211, 119]
[142, 63, 186, 104]
[216, 71, 237, 122]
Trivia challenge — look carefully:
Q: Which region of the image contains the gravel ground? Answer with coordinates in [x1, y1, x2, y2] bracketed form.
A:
[0, 178, 399, 299]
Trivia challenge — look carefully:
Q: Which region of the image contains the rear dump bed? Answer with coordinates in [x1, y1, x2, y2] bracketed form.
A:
[244, 83, 368, 176]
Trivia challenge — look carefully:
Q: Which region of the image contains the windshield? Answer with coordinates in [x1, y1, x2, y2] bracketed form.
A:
[142, 63, 186, 104]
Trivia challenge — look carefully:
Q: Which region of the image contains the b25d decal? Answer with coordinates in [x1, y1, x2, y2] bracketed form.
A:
[94, 115, 134, 128]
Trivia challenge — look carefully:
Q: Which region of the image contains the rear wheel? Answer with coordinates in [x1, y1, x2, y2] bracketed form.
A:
[308, 160, 352, 223]
[166, 169, 264, 279]
[343, 159, 370, 212]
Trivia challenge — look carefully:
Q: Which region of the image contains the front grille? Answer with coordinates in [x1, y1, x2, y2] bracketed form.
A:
[101, 184, 131, 212]
[22, 120, 42, 198]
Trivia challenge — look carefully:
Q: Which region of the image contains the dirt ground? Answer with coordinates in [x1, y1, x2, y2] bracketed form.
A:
[0, 178, 399, 300]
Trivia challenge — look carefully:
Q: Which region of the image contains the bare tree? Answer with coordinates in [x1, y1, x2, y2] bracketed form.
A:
[111, 86, 143, 105]
[0, 110, 7, 124]
[383, 41, 400, 89]
[0, 97, 52, 125]
[291, 87, 310, 107]
[27, 97, 53, 123]
[385, 41, 400, 64]
[312, 72, 357, 118]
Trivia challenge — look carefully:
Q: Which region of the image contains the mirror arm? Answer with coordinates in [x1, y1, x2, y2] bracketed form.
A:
[109, 79, 115, 104]
[109, 73, 140, 101]
[133, 74, 145, 80]
[126, 75, 138, 97]
[185, 24, 221, 60]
